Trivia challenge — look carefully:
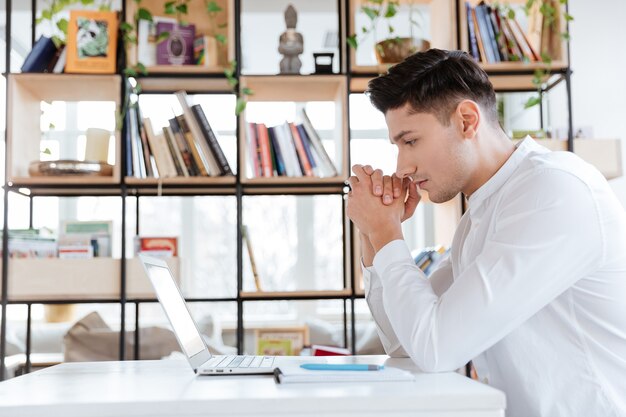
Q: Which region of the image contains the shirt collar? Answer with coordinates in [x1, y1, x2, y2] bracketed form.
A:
[466, 137, 543, 213]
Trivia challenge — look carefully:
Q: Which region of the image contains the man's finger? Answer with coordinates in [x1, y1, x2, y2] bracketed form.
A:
[382, 175, 393, 205]
[403, 179, 421, 220]
[362, 165, 375, 176]
[392, 174, 402, 198]
[351, 164, 371, 184]
[371, 169, 383, 196]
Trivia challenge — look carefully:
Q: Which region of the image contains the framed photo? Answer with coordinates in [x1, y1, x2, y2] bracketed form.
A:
[255, 326, 309, 356]
[66, 10, 118, 74]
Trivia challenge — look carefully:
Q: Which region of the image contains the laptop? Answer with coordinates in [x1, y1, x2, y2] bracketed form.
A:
[139, 254, 278, 375]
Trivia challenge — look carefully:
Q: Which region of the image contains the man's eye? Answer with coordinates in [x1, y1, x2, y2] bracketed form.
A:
[405, 139, 416, 146]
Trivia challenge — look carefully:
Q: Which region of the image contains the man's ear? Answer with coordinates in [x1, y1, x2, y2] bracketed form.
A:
[455, 100, 481, 139]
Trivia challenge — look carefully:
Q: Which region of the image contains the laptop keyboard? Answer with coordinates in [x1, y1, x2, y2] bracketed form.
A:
[204, 355, 275, 369]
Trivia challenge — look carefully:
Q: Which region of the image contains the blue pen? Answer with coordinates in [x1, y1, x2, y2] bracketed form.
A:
[300, 363, 384, 371]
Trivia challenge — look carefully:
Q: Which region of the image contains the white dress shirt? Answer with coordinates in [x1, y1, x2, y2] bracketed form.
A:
[363, 138, 626, 417]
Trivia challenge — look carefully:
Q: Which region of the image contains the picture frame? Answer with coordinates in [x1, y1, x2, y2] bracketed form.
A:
[255, 326, 309, 356]
[66, 10, 118, 74]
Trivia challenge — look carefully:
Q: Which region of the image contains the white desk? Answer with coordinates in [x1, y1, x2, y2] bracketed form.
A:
[0, 356, 505, 417]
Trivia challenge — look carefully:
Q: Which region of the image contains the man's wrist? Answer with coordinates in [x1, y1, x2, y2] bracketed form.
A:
[369, 227, 403, 252]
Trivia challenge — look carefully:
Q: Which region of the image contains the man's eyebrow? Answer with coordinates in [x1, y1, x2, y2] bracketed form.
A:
[390, 130, 414, 144]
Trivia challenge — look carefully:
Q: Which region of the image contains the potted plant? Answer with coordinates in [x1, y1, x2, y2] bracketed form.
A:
[348, 0, 430, 65]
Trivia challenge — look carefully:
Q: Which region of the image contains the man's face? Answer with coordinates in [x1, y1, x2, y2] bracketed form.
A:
[385, 103, 474, 203]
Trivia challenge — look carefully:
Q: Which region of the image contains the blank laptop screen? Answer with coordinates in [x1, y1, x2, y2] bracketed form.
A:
[145, 263, 205, 359]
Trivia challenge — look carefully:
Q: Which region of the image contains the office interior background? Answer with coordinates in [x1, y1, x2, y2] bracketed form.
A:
[0, 0, 624, 378]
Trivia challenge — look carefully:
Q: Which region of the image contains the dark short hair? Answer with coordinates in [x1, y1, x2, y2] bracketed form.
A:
[366, 49, 497, 125]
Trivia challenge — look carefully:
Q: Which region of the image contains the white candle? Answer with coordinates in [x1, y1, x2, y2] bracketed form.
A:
[85, 127, 111, 162]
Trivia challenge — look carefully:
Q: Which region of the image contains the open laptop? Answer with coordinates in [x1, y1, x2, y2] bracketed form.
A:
[139, 254, 278, 375]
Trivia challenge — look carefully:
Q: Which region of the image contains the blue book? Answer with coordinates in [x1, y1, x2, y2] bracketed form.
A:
[268, 126, 286, 176]
[465, 2, 480, 60]
[296, 124, 317, 170]
[21, 36, 58, 72]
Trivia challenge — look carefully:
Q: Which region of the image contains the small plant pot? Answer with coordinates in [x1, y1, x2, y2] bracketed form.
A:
[375, 37, 431, 64]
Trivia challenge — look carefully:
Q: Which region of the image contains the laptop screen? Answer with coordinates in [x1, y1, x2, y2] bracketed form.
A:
[145, 263, 206, 359]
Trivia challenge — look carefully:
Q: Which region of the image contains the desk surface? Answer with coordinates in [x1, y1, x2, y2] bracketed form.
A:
[0, 356, 505, 417]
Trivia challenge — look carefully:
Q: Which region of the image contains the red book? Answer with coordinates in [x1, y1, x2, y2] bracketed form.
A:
[311, 345, 351, 356]
[256, 123, 273, 177]
[139, 237, 178, 257]
[289, 122, 313, 177]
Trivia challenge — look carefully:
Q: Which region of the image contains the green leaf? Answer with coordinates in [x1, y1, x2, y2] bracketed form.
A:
[81, 0, 95, 5]
[137, 8, 153, 21]
[540, 53, 552, 64]
[124, 67, 138, 77]
[165, 2, 176, 15]
[156, 31, 170, 43]
[227, 76, 238, 88]
[384, 3, 397, 18]
[51, 35, 64, 48]
[41, 9, 52, 20]
[120, 22, 134, 33]
[564, 13, 574, 21]
[508, 9, 516, 19]
[362, 7, 379, 21]
[136, 62, 147, 75]
[206, 1, 222, 13]
[218, 23, 228, 29]
[524, 96, 542, 109]
[561, 32, 571, 41]
[347, 35, 358, 49]
[241, 87, 253, 96]
[215, 34, 227, 45]
[176, 4, 188, 15]
[56, 18, 68, 34]
[42, 147, 52, 155]
[48, 122, 55, 130]
[235, 98, 247, 116]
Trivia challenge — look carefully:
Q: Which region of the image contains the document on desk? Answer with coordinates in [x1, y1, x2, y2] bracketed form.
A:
[274, 364, 415, 384]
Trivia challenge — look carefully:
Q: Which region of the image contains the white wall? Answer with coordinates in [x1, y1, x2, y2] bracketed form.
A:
[552, 0, 626, 207]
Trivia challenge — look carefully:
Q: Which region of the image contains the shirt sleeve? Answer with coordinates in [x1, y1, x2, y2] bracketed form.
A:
[362, 260, 408, 357]
[373, 169, 604, 372]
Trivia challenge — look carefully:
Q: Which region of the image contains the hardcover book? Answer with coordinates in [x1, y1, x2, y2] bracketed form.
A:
[156, 22, 195, 65]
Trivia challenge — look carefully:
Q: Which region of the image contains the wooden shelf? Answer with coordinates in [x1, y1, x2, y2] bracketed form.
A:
[0, 258, 180, 302]
[348, 0, 456, 74]
[239, 289, 352, 300]
[8, 176, 119, 187]
[6, 73, 122, 184]
[125, 176, 237, 186]
[125, 0, 235, 75]
[136, 77, 232, 94]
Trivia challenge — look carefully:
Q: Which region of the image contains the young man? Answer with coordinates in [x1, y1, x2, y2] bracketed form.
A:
[346, 49, 626, 417]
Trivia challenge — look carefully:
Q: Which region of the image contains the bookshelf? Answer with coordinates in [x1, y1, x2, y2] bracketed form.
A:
[1, 0, 621, 381]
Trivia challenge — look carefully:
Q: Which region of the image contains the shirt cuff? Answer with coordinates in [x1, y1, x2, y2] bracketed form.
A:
[361, 258, 383, 293]
[373, 239, 415, 283]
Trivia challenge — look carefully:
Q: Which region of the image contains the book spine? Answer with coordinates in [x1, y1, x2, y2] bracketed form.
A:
[267, 126, 285, 176]
[163, 126, 187, 176]
[176, 114, 209, 176]
[174, 91, 216, 176]
[279, 123, 303, 177]
[471, 8, 487, 63]
[136, 105, 154, 177]
[169, 117, 199, 176]
[465, 2, 480, 61]
[246, 122, 261, 177]
[299, 109, 338, 177]
[289, 122, 313, 176]
[256, 124, 273, 177]
[475, 5, 497, 63]
[191, 104, 232, 176]
[487, 5, 508, 61]
[296, 124, 318, 172]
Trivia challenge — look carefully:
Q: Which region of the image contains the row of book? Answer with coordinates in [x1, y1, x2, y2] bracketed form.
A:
[1, 222, 112, 259]
[465, 0, 562, 64]
[247, 109, 338, 178]
[125, 90, 233, 178]
[413, 245, 449, 277]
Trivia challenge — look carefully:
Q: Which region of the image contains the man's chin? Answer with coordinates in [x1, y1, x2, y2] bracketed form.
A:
[427, 191, 458, 204]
